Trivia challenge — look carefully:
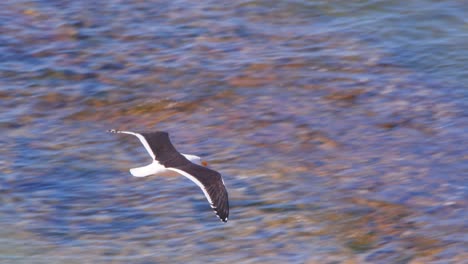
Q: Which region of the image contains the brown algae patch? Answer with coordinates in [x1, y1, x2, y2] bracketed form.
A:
[324, 89, 367, 104]
[346, 232, 378, 253]
[228, 74, 278, 88]
[319, 197, 449, 258]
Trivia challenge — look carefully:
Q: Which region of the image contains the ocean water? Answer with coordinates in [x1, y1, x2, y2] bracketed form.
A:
[0, 0, 466, 263]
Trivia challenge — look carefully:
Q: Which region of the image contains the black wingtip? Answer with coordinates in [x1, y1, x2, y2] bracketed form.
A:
[214, 210, 228, 223]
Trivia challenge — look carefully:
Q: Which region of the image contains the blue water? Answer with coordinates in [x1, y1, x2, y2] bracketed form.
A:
[1, 1, 467, 263]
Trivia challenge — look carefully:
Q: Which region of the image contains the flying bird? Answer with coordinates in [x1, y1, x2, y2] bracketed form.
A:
[108, 129, 229, 222]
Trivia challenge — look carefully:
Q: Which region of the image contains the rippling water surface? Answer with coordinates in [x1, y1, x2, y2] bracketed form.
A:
[1, 0, 467, 263]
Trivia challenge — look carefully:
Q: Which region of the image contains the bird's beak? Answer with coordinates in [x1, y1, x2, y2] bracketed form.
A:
[201, 160, 209, 167]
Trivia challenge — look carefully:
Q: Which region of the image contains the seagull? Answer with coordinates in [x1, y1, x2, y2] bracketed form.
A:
[108, 129, 229, 222]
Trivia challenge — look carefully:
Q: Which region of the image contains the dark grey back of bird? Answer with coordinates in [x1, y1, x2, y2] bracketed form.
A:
[141, 131, 190, 167]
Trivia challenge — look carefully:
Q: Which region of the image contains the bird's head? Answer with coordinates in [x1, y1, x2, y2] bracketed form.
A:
[182, 154, 209, 166]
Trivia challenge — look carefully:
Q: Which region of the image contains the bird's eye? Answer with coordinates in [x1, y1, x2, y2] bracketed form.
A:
[201, 161, 209, 167]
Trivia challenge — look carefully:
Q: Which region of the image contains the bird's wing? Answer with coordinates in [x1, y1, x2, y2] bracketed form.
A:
[108, 129, 156, 160]
[140, 131, 180, 164]
[168, 164, 229, 222]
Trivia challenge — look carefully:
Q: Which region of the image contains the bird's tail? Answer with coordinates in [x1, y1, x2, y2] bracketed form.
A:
[129, 162, 164, 177]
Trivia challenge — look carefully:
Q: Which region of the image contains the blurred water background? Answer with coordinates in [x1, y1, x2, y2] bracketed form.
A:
[0, 0, 467, 263]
